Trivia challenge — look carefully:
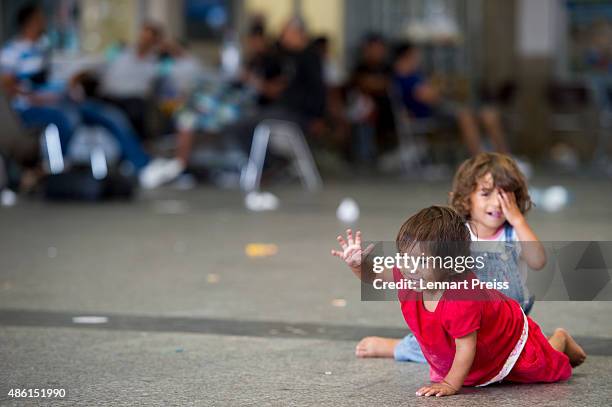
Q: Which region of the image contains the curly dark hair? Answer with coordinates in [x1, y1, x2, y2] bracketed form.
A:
[449, 153, 532, 219]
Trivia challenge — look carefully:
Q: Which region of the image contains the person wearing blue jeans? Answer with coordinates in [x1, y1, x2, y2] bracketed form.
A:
[17, 101, 150, 172]
[78, 101, 150, 171]
[1, 5, 183, 188]
[15, 100, 184, 188]
[17, 105, 79, 154]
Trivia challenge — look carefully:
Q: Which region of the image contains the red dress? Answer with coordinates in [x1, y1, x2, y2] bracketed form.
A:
[394, 269, 572, 385]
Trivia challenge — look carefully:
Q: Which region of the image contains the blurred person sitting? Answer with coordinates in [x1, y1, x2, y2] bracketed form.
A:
[311, 36, 351, 157]
[312, 36, 345, 89]
[170, 17, 326, 178]
[240, 16, 271, 89]
[159, 40, 204, 98]
[269, 17, 326, 127]
[162, 18, 270, 173]
[99, 22, 165, 140]
[0, 4, 182, 189]
[347, 33, 397, 162]
[225, 17, 326, 154]
[392, 42, 509, 156]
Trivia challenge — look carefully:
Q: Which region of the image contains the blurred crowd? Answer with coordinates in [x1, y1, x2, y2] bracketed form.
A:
[0, 4, 545, 200]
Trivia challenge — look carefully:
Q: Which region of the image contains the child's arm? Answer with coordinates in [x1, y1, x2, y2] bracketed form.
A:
[331, 229, 393, 283]
[416, 331, 477, 397]
[498, 189, 547, 270]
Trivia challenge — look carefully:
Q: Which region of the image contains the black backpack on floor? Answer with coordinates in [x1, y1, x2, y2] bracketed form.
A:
[40, 124, 135, 201]
[43, 167, 134, 201]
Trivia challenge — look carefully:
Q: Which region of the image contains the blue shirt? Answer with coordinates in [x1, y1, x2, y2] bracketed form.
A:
[1, 37, 51, 87]
[394, 72, 433, 118]
[0, 36, 61, 109]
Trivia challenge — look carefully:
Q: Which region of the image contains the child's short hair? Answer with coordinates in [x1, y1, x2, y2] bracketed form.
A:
[450, 153, 532, 219]
[396, 206, 470, 274]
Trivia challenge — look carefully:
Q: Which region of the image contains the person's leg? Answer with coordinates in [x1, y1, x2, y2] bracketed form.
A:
[176, 129, 194, 166]
[18, 105, 79, 153]
[80, 100, 187, 188]
[455, 108, 482, 156]
[392, 333, 427, 362]
[355, 336, 399, 358]
[479, 106, 510, 154]
[548, 328, 587, 367]
[103, 96, 148, 140]
[355, 334, 428, 362]
[78, 100, 150, 171]
[374, 94, 397, 153]
[352, 123, 377, 163]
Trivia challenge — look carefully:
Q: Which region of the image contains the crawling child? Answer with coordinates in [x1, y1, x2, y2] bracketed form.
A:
[331, 206, 586, 397]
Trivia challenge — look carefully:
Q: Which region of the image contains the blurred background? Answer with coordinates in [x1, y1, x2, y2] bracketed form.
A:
[0, 0, 612, 197]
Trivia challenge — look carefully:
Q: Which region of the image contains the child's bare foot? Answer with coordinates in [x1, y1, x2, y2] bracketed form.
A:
[554, 328, 587, 367]
[355, 337, 399, 358]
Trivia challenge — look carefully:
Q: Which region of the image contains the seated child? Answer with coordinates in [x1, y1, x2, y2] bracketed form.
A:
[355, 153, 545, 362]
[331, 207, 586, 397]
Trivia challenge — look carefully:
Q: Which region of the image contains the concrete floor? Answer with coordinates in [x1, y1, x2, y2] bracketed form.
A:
[1, 174, 612, 406]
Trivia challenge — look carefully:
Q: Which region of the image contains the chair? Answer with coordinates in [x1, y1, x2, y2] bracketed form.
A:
[546, 81, 599, 169]
[240, 119, 322, 192]
[0, 88, 111, 180]
[38, 123, 114, 180]
[546, 81, 594, 134]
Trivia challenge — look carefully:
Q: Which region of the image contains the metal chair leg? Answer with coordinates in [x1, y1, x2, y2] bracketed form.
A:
[240, 122, 271, 192]
[41, 124, 64, 174]
[284, 123, 322, 191]
[241, 119, 323, 192]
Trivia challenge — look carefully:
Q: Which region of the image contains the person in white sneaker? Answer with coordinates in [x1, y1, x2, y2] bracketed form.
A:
[138, 157, 185, 189]
[0, 5, 183, 190]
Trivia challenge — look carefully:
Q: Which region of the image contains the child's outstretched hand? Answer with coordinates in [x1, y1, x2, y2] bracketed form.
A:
[416, 382, 458, 397]
[498, 189, 525, 227]
[331, 229, 374, 270]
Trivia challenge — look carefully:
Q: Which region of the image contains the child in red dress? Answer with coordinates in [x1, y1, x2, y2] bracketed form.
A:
[331, 206, 586, 397]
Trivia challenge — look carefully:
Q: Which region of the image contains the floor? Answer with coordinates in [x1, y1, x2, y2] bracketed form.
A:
[1, 174, 611, 406]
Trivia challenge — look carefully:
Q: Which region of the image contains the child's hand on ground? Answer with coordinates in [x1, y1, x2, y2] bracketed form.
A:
[498, 189, 525, 227]
[331, 229, 374, 269]
[415, 382, 458, 397]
